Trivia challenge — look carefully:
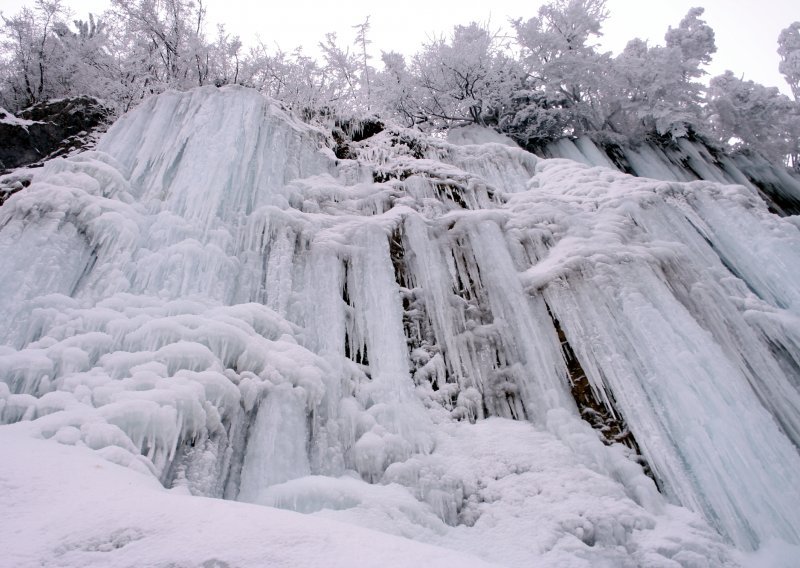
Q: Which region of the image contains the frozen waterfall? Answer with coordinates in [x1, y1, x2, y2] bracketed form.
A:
[2, 86, 800, 567]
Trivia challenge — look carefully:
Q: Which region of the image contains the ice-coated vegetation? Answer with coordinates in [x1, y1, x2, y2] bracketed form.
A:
[2, 86, 800, 567]
[2, 1, 799, 171]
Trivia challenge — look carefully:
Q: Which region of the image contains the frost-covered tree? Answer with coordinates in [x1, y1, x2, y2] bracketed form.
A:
[96, 12, 157, 111]
[664, 7, 716, 79]
[314, 22, 379, 116]
[0, 0, 68, 109]
[606, 8, 715, 141]
[372, 50, 417, 125]
[206, 24, 241, 87]
[399, 22, 518, 127]
[708, 70, 800, 169]
[243, 19, 377, 117]
[352, 17, 372, 109]
[108, 0, 211, 90]
[778, 22, 800, 100]
[511, 0, 611, 137]
[52, 14, 117, 102]
[241, 45, 323, 112]
[318, 31, 359, 111]
[1, 0, 797, 171]
[611, 44, 697, 139]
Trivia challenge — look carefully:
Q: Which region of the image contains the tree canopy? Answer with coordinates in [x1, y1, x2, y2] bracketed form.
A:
[1, 0, 798, 170]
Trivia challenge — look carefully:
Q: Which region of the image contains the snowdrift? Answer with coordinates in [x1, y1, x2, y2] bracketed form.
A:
[2, 86, 800, 567]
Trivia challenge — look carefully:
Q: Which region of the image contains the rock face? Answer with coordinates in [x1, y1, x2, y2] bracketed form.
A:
[0, 97, 113, 172]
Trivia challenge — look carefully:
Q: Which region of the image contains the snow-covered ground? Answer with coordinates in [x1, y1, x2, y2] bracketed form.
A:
[2, 86, 800, 567]
[0, 422, 501, 568]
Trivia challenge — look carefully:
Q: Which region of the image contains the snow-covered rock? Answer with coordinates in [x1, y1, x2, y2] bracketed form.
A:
[0, 96, 112, 173]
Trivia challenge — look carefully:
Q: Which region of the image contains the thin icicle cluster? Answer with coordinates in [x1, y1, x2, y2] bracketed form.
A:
[2, 86, 799, 566]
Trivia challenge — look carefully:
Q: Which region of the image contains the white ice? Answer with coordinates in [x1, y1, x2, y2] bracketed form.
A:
[2, 87, 800, 566]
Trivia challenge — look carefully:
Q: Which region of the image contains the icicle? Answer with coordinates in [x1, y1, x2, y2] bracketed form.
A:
[237, 385, 311, 503]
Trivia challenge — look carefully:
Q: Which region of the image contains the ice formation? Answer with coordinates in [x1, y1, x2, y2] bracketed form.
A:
[2, 86, 800, 566]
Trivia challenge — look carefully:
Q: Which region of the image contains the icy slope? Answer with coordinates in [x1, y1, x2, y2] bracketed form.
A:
[1, 86, 799, 566]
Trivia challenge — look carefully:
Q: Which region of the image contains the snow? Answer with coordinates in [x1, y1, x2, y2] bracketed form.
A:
[0, 423, 502, 568]
[447, 124, 520, 148]
[742, 540, 800, 568]
[1, 85, 800, 566]
[0, 107, 40, 128]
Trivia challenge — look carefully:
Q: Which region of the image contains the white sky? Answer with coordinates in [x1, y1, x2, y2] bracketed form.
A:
[1, 0, 796, 95]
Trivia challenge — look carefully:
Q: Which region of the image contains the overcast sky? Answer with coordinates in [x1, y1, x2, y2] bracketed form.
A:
[2, 0, 796, 95]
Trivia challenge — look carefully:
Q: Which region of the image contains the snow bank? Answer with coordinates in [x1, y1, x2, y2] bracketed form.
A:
[0, 424, 501, 568]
